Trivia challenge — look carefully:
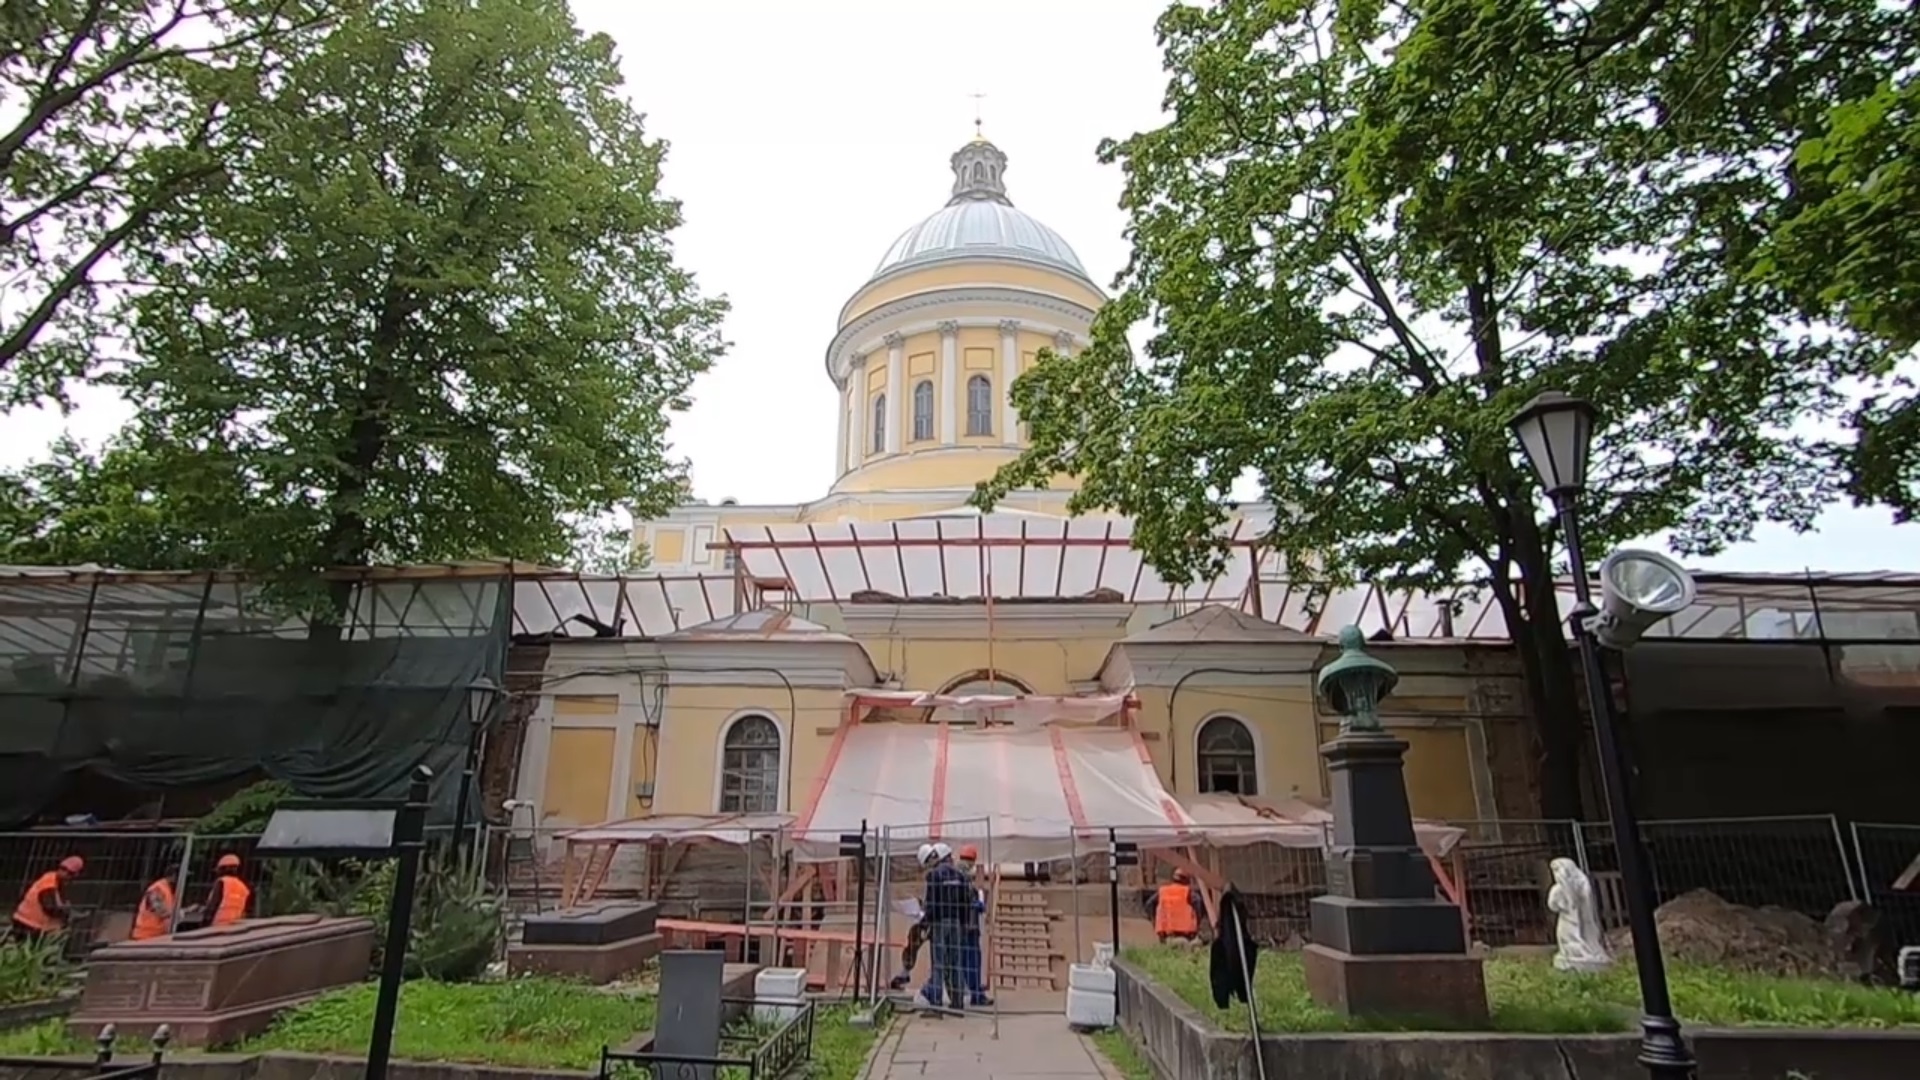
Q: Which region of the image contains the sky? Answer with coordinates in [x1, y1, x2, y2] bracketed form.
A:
[7, 0, 1913, 573]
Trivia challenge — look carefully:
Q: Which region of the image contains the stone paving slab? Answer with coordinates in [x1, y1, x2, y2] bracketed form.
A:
[867, 1012, 1122, 1079]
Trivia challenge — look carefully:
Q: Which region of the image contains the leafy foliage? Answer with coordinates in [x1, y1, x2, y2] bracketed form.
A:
[0, 934, 69, 1006]
[192, 778, 296, 836]
[4, 0, 723, 585]
[258, 851, 501, 983]
[0, 0, 336, 405]
[1759, 75, 1920, 518]
[979, 0, 1898, 815]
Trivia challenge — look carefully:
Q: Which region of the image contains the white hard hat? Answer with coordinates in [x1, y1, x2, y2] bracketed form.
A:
[916, 843, 936, 866]
[931, 842, 953, 862]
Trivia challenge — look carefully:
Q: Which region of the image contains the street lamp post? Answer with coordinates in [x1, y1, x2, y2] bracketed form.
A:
[453, 676, 501, 863]
[1509, 391, 1698, 1080]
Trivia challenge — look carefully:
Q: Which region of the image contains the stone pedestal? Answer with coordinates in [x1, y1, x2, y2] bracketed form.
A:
[68, 915, 375, 1046]
[1307, 733, 1487, 1024]
[508, 903, 663, 984]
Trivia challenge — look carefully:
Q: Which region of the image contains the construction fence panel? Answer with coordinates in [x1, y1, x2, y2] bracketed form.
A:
[877, 819, 995, 1022]
[1848, 822, 1920, 945]
[1443, 819, 1585, 948]
[1578, 815, 1857, 930]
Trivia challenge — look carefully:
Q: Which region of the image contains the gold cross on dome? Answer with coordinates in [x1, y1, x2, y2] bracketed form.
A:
[969, 91, 987, 139]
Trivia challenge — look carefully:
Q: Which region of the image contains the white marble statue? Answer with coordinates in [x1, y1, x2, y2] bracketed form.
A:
[1547, 857, 1613, 973]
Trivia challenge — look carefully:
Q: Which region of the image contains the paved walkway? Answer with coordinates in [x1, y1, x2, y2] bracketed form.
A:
[865, 1012, 1123, 1079]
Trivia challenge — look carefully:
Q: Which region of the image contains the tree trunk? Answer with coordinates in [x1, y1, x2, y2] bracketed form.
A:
[1500, 508, 1592, 822]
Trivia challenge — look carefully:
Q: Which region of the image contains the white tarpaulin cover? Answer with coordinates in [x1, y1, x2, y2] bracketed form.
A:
[849, 690, 1129, 729]
[793, 722, 1195, 863]
[1177, 793, 1465, 858]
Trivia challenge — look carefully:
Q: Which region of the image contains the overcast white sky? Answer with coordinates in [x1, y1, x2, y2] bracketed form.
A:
[8, 0, 1912, 572]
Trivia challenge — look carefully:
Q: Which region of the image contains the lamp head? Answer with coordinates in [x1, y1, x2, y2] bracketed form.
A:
[1509, 390, 1596, 498]
[466, 675, 501, 727]
[1592, 548, 1695, 649]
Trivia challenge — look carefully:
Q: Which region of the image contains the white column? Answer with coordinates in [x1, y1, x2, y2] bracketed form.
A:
[1000, 320, 1021, 444]
[834, 376, 848, 473]
[938, 321, 959, 444]
[845, 353, 866, 470]
[884, 333, 905, 454]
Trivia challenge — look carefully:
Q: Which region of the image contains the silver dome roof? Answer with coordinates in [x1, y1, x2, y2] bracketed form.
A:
[869, 140, 1092, 283]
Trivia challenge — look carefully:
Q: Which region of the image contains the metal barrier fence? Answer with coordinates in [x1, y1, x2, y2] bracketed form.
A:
[0, 824, 484, 959]
[0, 1024, 172, 1079]
[1849, 821, 1920, 945]
[0, 813, 1887, 971]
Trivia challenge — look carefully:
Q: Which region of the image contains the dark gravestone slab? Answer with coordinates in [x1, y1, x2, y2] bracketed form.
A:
[655, 950, 726, 1080]
[521, 902, 658, 946]
[69, 915, 375, 1046]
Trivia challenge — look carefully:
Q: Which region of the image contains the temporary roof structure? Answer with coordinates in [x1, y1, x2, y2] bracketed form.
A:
[791, 722, 1193, 863]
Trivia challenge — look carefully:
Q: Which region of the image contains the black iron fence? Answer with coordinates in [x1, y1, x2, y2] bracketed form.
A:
[596, 1000, 815, 1080]
[0, 1025, 170, 1080]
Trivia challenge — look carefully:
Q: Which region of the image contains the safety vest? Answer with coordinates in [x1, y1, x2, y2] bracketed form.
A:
[131, 878, 175, 941]
[1155, 881, 1199, 936]
[211, 876, 250, 926]
[12, 872, 64, 931]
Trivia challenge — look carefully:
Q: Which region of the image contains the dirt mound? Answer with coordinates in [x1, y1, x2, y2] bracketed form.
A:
[1604, 889, 1843, 978]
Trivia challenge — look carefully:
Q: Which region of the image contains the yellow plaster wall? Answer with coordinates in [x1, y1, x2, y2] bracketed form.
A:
[643, 683, 846, 817]
[1128, 685, 1324, 799]
[841, 263, 1103, 326]
[852, 635, 1121, 697]
[542, 727, 615, 829]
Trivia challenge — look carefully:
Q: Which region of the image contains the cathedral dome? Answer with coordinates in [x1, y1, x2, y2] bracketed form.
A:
[867, 139, 1093, 285]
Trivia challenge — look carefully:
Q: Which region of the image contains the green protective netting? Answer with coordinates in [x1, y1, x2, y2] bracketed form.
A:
[0, 573, 510, 828]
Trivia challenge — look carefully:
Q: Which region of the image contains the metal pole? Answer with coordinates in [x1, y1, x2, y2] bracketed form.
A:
[366, 766, 432, 1080]
[1106, 827, 1121, 960]
[853, 819, 869, 1003]
[167, 834, 195, 934]
[452, 717, 484, 866]
[1558, 500, 1695, 1080]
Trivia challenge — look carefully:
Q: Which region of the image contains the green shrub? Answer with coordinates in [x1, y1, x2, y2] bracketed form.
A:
[0, 935, 69, 1006]
[193, 779, 296, 836]
[255, 853, 500, 983]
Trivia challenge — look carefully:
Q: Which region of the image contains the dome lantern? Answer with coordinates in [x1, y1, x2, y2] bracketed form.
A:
[948, 139, 1010, 205]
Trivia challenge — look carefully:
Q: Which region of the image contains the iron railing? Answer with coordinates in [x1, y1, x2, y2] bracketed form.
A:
[0, 1024, 171, 1080]
[596, 1000, 815, 1080]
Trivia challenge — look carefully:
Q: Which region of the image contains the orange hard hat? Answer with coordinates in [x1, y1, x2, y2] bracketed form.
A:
[958, 844, 979, 861]
[216, 854, 241, 871]
[59, 856, 84, 874]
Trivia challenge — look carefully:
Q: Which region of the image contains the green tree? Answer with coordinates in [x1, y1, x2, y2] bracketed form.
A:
[0, 0, 336, 405]
[25, 0, 724, 594]
[979, 0, 1886, 817]
[1759, 76, 1920, 518]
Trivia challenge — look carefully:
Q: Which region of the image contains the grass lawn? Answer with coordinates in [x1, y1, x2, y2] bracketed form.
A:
[1087, 1028, 1157, 1080]
[800, 1003, 890, 1079]
[243, 978, 654, 1070]
[1126, 946, 1920, 1034]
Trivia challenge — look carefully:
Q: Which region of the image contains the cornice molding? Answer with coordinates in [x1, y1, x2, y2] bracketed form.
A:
[842, 254, 1105, 327]
[827, 287, 1096, 382]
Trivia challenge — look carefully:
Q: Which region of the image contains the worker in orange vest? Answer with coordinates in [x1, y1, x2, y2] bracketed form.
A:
[11, 856, 81, 942]
[1154, 868, 1200, 944]
[131, 873, 178, 941]
[203, 854, 250, 927]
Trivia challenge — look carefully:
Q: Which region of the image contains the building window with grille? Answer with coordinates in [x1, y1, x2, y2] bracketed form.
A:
[871, 393, 887, 454]
[1196, 715, 1258, 795]
[966, 375, 993, 435]
[912, 380, 934, 441]
[719, 714, 781, 813]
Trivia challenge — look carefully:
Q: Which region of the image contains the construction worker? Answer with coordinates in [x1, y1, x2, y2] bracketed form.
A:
[1154, 867, 1201, 944]
[204, 854, 250, 927]
[11, 856, 82, 942]
[955, 844, 991, 1006]
[131, 873, 178, 941]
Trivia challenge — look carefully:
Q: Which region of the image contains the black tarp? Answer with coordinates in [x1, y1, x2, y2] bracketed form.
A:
[0, 573, 510, 827]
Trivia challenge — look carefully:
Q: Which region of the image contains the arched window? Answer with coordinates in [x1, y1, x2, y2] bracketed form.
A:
[871, 393, 887, 454]
[1196, 716, 1258, 795]
[966, 375, 993, 436]
[912, 380, 934, 441]
[719, 714, 782, 813]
